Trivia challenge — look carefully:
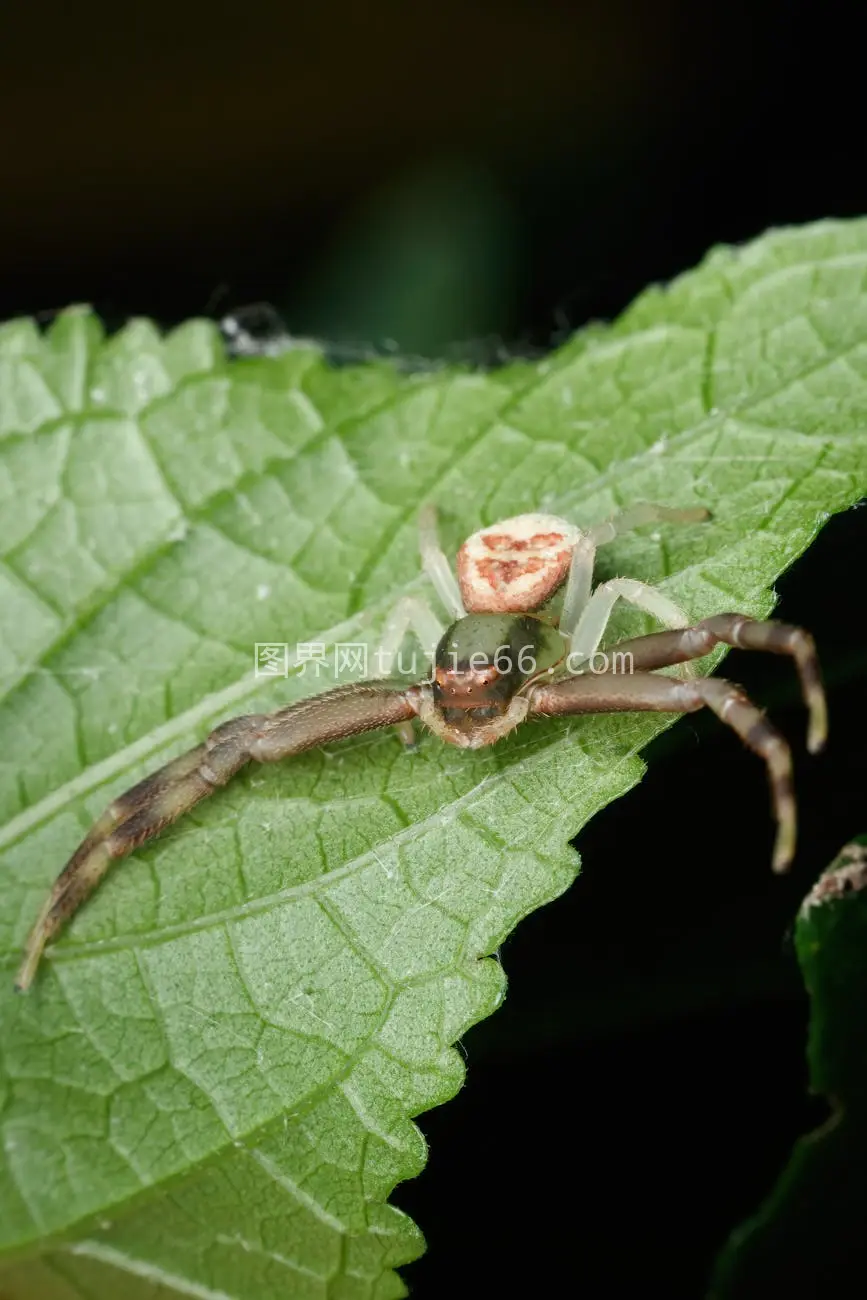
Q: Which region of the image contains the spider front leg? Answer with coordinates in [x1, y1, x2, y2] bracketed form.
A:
[528, 670, 801, 872]
[16, 682, 418, 991]
[609, 613, 827, 753]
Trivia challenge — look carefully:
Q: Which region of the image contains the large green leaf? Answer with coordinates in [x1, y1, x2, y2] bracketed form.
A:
[1, 219, 867, 1298]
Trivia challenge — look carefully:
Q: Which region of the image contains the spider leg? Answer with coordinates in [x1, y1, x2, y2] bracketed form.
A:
[600, 613, 827, 754]
[419, 503, 466, 620]
[558, 535, 597, 639]
[16, 682, 418, 991]
[374, 596, 444, 676]
[587, 501, 709, 547]
[559, 502, 708, 642]
[372, 595, 445, 749]
[568, 578, 691, 668]
[528, 670, 799, 872]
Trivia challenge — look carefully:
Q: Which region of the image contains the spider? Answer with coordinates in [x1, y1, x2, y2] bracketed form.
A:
[15, 501, 827, 991]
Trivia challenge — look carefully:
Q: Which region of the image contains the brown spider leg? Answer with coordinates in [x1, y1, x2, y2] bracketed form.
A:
[528, 670, 800, 873]
[16, 683, 418, 991]
[605, 614, 827, 754]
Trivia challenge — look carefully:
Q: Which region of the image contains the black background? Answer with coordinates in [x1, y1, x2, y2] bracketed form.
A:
[2, 2, 866, 1296]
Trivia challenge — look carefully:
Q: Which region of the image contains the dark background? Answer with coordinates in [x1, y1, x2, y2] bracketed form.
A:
[3, 2, 866, 1295]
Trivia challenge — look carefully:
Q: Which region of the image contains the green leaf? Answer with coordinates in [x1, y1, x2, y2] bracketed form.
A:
[1, 219, 867, 1298]
[709, 838, 867, 1298]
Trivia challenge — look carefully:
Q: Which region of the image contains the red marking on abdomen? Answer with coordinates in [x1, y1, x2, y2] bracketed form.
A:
[482, 531, 568, 553]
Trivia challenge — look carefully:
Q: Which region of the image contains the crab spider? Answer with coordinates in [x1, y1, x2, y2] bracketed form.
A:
[15, 502, 827, 991]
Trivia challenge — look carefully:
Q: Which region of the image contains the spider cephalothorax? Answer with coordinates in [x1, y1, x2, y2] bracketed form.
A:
[432, 613, 564, 708]
[15, 501, 827, 991]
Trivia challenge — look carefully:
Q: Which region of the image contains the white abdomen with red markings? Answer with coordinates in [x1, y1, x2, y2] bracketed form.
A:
[457, 513, 583, 614]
